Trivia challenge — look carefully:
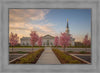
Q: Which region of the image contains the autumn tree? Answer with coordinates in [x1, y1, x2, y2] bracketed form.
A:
[30, 31, 39, 52]
[9, 32, 19, 52]
[54, 36, 59, 48]
[60, 32, 70, 52]
[38, 37, 42, 47]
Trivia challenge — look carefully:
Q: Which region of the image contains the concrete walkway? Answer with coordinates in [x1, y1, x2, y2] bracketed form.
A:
[36, 47, 61, 64]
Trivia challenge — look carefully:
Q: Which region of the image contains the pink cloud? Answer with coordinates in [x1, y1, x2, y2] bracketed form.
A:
[9, 9, 49, 24]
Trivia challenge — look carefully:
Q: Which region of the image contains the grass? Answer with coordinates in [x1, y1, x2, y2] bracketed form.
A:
[52, 49, 82, 64]
[10, 49, 44, 64]
[17, 51, 27, 54]
[10, 51, 27, 54]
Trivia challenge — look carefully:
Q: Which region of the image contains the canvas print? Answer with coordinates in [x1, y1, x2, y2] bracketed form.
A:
[9, 9, 91, 64]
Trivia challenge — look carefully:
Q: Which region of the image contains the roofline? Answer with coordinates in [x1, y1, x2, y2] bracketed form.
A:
[42, 34, 55, 38]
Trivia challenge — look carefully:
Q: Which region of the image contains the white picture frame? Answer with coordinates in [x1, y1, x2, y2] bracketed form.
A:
[0, 0, 100, 73]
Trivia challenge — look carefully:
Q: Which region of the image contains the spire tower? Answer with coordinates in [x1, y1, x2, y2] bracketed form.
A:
[66, 18, 69, 34]
[67, 19, 69, 28]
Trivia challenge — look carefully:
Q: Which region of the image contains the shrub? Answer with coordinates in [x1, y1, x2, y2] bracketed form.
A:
[9, 46, 45, 48]
[80, 51, 86, 54]
[52, 49, 81, 64]
[67, 51, 73, 53]
[17, 51, 27, 54]
[16, 49, 44, 64]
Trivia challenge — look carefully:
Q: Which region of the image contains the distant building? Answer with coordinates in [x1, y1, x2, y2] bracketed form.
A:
[20, 19, 75, 46]
[75, 42, 84, 46]
[20, 35, 55, 46]
[20, 37, 31, 46]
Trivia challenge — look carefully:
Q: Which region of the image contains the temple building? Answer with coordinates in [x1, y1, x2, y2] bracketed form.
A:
[65, 19, 75, 46]
[20, 19, 75, 46]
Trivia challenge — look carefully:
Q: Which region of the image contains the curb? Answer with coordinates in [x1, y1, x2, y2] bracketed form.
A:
[9, 54, 28, 63]
[70, 54, 91, 64]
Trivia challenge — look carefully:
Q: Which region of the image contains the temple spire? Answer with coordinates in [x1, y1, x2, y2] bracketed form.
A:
[67, 18, 69, 28]
[66, 18, 69, 34]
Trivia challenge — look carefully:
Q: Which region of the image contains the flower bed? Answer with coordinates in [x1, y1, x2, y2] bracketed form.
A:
[10, 49, 44, 64]
[52, 49, 83, 64]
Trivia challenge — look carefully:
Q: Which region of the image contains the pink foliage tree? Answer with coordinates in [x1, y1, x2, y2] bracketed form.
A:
[54, 36, 59, 48]
[60, 32, 70, 52]
[38, 37, 42, 47]
[30, 31, 39, 51]
[9, 32, 19, 52]
[83, 34, 91, 47]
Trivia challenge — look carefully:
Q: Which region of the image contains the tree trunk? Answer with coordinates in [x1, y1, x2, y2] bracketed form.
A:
[32, 46, 33, 52]
[63, 45, 66, 52]
[85, 45, 87, 52]
[39, 46, 41, 49]
[86, 45, 88, 52]
[32, 46, 34, 52]
[63, 47, 65, 52]
[64, 48, 65, 52]
[54, 46, 55, 49]
[12, 46, 13, 52]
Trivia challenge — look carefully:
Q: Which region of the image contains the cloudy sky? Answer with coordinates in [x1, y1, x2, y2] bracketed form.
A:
[9, 9, 91, 42]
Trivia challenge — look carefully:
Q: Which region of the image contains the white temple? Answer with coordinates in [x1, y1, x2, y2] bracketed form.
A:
[20, 19, 75, 46]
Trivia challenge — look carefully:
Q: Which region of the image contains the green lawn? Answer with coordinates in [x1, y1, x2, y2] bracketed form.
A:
[10, 51, 28, 54]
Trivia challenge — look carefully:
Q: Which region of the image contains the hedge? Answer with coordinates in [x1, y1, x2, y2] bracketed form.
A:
[9, 46, 45, 48]
[15, 49, 44, 64]
[52, 49, 81, 64]
[52, 46, 91, 48]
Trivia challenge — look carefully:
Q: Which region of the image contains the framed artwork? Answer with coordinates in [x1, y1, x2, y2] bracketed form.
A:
[0, 0, 100, 73]
[9, 8, 91, 64]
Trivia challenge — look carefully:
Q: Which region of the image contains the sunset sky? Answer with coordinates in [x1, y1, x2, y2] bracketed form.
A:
[9, 9, 91, 42]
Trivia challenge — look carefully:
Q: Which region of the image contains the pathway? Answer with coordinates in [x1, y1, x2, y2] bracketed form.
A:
[36, 47, 61, 64]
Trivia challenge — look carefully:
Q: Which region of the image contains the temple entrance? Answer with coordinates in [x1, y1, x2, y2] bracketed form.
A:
[46, 40, 49, 46]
